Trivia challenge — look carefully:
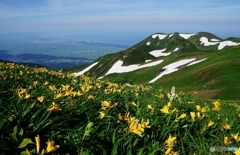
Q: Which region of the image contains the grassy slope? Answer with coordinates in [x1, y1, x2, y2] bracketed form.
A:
[151, 46, 240, 100]
[102, 46, 240, 100]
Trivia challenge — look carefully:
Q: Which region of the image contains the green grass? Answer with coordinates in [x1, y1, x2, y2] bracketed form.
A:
[0, 62, 240, 154]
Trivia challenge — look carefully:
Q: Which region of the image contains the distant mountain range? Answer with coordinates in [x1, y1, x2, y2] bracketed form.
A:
[72, 32, 240, 100]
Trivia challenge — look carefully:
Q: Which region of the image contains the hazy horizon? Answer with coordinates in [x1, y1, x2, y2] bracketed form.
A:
[1, 0, 240, 46]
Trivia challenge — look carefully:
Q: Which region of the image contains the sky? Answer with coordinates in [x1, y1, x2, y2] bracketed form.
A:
[0, 0, 240, 45]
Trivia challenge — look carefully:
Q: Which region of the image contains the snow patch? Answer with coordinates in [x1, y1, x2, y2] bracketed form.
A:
[149, 49, 171, 57]
[169, 34, 174, 38]
[187, 58, 207, 66]
[173, 48, 179, 52]
[179, 33, 195, 39]
[200, 37, 240, 50]
[73, 62, 98, 76]
[200, 37, 219, 46]
[211, 38, 220, 42]
[152, 34, 167, 40]
[105, 59, 164, 75]
[218, 41, 240, 50]
[146, 42, 151, 46]
[149, 58, 196, 83]
[145, 60, 152, 62]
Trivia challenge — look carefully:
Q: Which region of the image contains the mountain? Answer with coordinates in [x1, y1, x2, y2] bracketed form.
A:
[72, 32, 240, 100]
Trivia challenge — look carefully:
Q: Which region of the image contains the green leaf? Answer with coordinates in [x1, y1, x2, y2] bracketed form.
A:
[18, 138, 34, 148]
[19, 128, 24, 136]
[9, 133, 17, 143]
[111, 141, 119, 155]
[13, 125, 18, 136]
[112, 129, 116, 144]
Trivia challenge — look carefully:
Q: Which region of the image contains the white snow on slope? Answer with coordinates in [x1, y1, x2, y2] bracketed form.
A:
[105, 59, 164, 75]
[218, 41, 240, 50]
[152, 34, 167, 40]
[211, 38, 220, 42]
[149, 49, 171, 57]
[187, 58, 207, 66]
[73, 62, 98, 76]
[145, 60, 152, 62]
[179, 33, 195, 39]
[200, 37, 219, 46]
[173, 48, 179, 52]
[148, 58, 196, 83]
[169, 34, 174, 38]
[146, 42, 151, 45]
[200, 37, 240, 50]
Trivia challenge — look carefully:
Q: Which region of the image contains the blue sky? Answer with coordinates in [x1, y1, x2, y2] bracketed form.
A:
[0, 0, 240, 45]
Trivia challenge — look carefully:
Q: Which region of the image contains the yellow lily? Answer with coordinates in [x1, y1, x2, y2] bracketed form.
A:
[231, 133, 240, 142]
[212, 100, 221, 111]
[37, 96, 45, 103]
[177, 113, 186, 119]
[48, 102, 62, 112]
[101, 100, 111, 110]
[99, 111, 106, 119]
[207, 120, 214, 127]
[44, 140, 60, 154]
[160, 105, 170, 114]
[190, 112, 196, 121]
[35, 135, 40, 154]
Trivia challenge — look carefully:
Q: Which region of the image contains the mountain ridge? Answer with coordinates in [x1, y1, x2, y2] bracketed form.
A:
[72, 32, 240, 99]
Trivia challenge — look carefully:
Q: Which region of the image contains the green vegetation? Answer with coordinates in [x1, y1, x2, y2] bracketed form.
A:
[0, 62, 240, 154]
[79, 32, 240, 100]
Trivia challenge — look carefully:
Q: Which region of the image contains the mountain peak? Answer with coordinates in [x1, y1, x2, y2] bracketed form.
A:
[72, 32, 240, 92]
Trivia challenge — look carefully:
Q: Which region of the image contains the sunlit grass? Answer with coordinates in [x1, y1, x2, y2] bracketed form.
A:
[0, 62, 240, 154]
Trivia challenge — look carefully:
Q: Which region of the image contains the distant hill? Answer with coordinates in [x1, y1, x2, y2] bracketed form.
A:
[71, 32, 240, 100]
[0, 59, 48, 68]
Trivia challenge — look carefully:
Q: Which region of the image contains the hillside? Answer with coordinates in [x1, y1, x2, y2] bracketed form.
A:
[72, 32, 240, 100]
[0, 62, 240, 154]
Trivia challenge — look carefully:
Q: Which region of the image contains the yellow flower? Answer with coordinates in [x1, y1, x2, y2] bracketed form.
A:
[48, 102, 62, 112]
[165, 147, 173, 155]
[207, 120, 214, 127]
[147, 104, 153, 110]
[165, 134, 177, 148]
[72, 91, 83, 98]
[177, 113, 186, 119]
[54, 92, 63, 99]
[125, 117, 150, 137]
[44, 139, 60, 153]
[201, 106, 208, 113]
[44, 81, 49, 85]
[234, 148, 240, 155]
[212, 100, 221, 111]
[35, 135, 40, 154]
[131, 101, 137, 106]
[196, 105, 201, 111]
[160, 105, 170, 114]
[49, 85, 56, 91]
[222, 123, 231, 130]
[26, 148, 32, 155]
[99, 111, 106, 119]
[231, 133, 240, 142]
[87, 95, 94, 100]
[127, 121, 144, 137]
[37, 96, 44, 103]
[101, 100, 111, 110]
[141, 119, 151, 129]
[167, 102, 171, 107]
[190, 112, 196, 121]
[24, 93, 31, 99]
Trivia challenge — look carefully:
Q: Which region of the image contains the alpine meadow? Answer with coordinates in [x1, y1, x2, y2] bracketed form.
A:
[1, 31, 240, 155]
